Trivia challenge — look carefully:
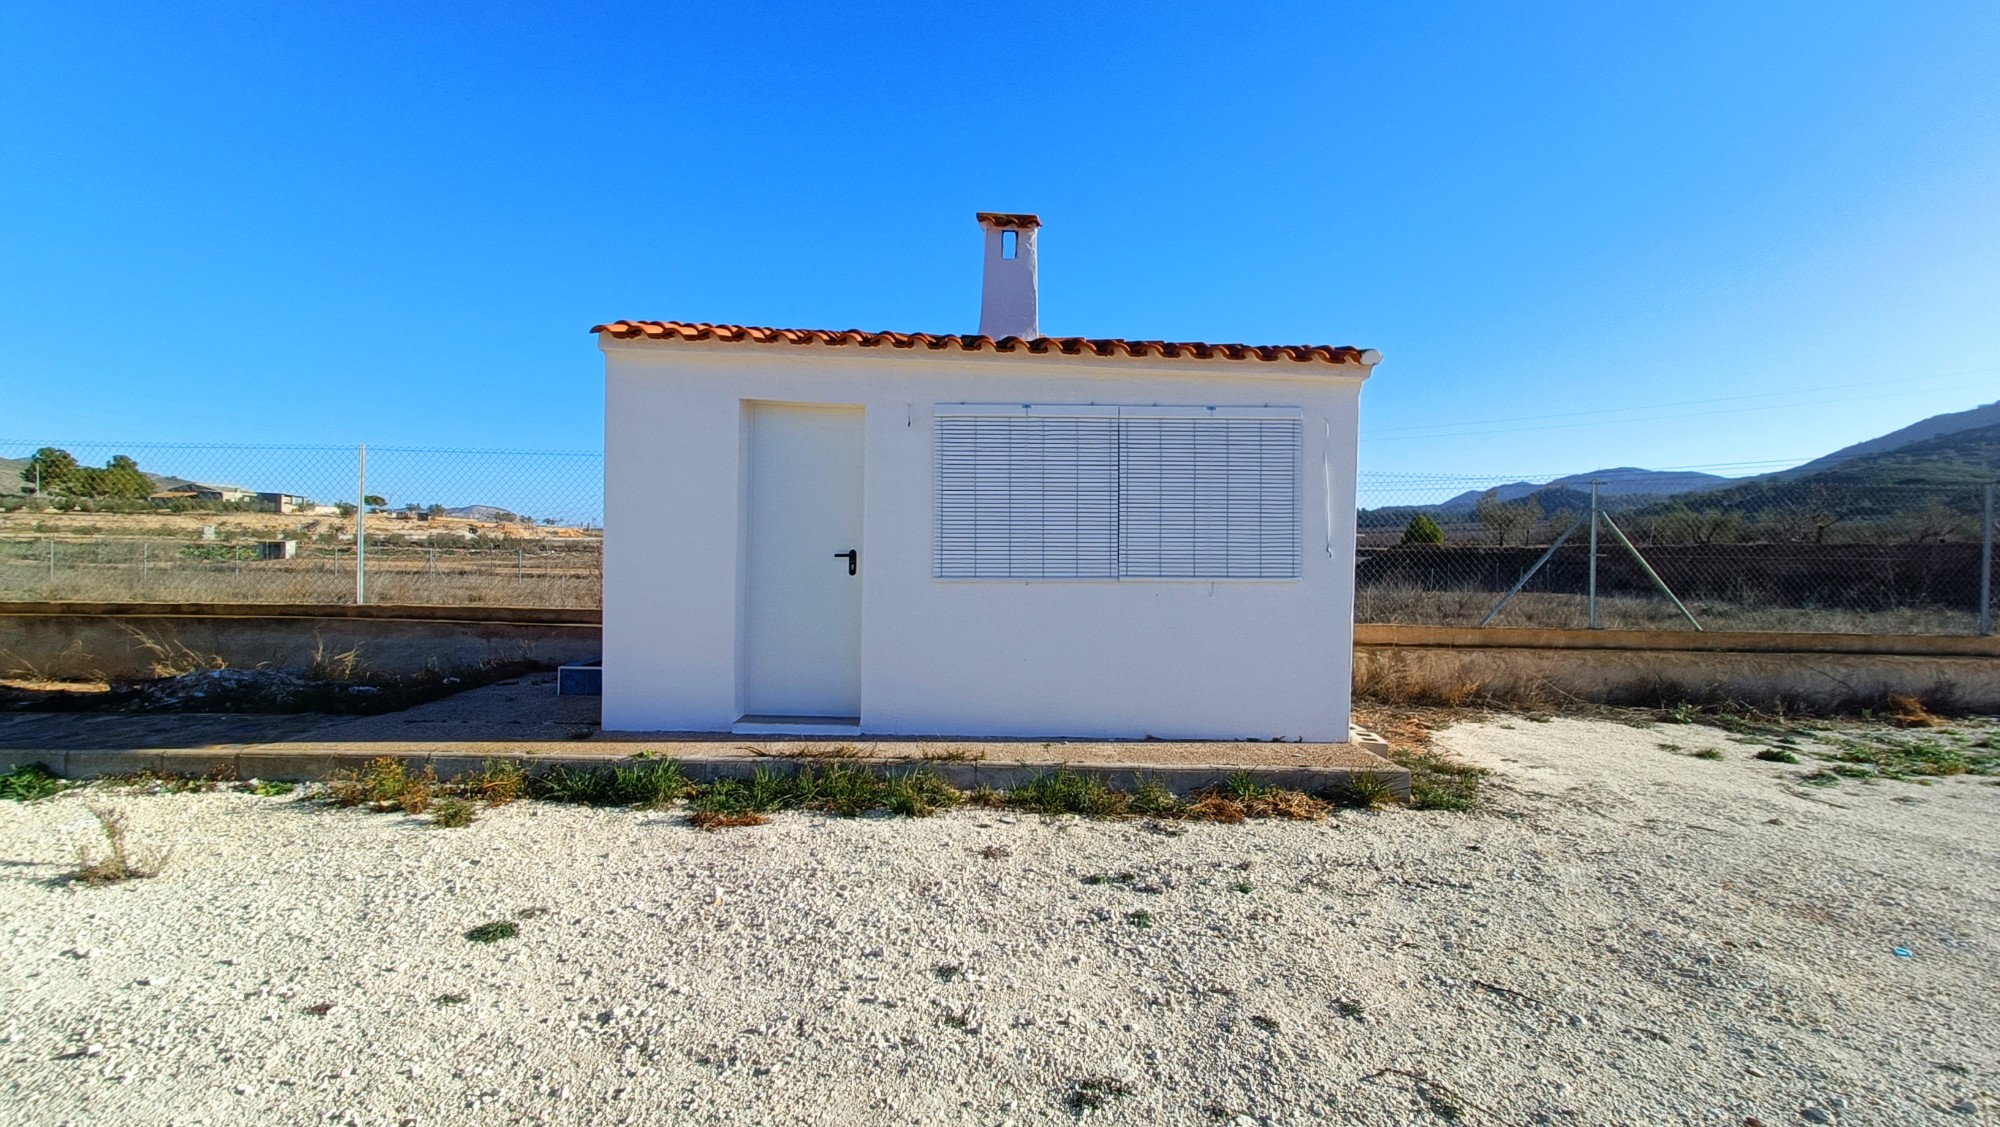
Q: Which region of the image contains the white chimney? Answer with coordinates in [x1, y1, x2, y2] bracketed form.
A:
[976, 212, 1040, 339]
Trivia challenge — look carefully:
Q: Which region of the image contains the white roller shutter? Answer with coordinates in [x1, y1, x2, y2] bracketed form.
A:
[935, 405, 1302, 580]
[934, 406, 1118, 579]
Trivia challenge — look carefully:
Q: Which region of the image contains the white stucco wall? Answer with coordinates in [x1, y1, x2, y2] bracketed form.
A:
[601, 339, 1372, 740]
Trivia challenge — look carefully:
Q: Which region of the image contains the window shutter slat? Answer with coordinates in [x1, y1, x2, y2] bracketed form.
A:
[935, 406, 1299, 581]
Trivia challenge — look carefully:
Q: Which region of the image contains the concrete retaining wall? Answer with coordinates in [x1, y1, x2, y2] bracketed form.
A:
[1, 604, 1993, 711]
[1353, 625, 2000, 711]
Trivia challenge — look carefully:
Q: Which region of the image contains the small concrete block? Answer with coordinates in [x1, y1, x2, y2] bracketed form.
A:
[1348, 725, 1392, 753]
[64, 751, 164, 779]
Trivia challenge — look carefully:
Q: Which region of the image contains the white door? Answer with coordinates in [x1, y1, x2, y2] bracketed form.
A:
[742, 402, 865, 720]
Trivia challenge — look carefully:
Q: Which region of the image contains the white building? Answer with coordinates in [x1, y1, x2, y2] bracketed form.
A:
[596, 213, 1379, 741]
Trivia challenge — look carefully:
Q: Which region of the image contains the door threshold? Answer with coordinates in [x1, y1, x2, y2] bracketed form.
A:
[732, 715, 863, 737]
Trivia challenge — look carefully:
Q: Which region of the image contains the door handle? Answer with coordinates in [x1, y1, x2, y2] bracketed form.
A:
[834, 549, 857, 576]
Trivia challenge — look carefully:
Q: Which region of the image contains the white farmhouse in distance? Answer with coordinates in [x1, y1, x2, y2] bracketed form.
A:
[595, 213, 1379, 741]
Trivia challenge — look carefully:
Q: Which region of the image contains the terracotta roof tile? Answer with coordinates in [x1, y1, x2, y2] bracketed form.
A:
[590, 321, 1378, 369]
[975, 212, 1042, 229]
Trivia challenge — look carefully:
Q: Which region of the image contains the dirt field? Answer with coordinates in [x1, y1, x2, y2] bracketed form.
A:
[1, 713, 1995, 1125]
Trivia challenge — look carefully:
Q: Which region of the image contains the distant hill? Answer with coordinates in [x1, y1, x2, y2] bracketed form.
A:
[443, 505, 523, 522]
[1437, 467, 1732, 511]
[1780, 400, 2000, 478]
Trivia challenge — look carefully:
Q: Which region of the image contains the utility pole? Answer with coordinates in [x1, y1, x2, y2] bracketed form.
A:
[1981, 483, 1993, 637]
[356, 444, 368, 606]
[1588, 479, 1600, 630]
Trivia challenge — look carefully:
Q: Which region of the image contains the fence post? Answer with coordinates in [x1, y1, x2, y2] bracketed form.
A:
[47, 539, 54, 580]
[356, 444, 368, 606]
[1981, 483, 1994, 637]
[1588, 479, 1600, 629]
[142, 541, 148, 577]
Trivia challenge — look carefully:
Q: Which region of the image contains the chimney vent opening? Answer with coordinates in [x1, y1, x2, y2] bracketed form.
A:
[1002, 230, 1017, 260]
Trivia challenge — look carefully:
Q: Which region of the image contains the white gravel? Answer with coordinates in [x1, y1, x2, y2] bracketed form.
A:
[2, 715, 1996, 1126]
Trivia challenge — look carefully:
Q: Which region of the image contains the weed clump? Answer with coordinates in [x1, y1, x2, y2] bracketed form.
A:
[469, 759, 526, 805]
[326, 757, 437, 813]
[464, 921, 519, 944]
[1388, 749, 1487, 812]
[68, 804, 167, 884]
[1754, 747, 1800, 764]
[431, 797, 477, 828]
[533, 757, 689, 808]
[1186, 772, 1332, 822]
[0, 763, 69, 802]
[1065, 1076, 1134, 1113]
[1007, 769, 1131, 817]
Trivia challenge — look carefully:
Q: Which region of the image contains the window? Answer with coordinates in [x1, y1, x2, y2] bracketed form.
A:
[934, 405, 1302, 580]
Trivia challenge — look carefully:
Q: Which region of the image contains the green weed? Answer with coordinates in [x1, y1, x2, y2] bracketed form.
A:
[1006, 770, 1130, 817]
[1388, 749, 1487, 813]
[431, 797, 477, 828]
[464, 921, 518, 944]
[0, 763, 69, 802]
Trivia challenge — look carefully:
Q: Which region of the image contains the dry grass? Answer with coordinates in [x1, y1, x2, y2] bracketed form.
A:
[1354, 582, 1977, 635]
[1883, 693, 1944, 728]
[687, 810, 770, 831]
[67, 804, 167, 884]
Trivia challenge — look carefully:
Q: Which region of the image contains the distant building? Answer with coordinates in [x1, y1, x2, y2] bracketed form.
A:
[149, 482, 255, 504]
[146, 484, 305, 511]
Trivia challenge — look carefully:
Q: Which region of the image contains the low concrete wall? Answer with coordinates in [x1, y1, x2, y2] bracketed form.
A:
[2, 604, 1993, 711]
[1353, 626, 2000, 711]
[0, 603, 599, 681]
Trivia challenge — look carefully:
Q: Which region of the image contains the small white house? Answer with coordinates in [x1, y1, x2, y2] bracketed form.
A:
[596, 213, 1379, 741]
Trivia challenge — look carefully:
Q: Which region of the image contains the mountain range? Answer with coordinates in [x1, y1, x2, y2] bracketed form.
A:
[1414, 400, 2000, 517]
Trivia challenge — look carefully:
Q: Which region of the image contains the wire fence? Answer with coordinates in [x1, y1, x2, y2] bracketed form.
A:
[3, 443, 1995, 634]
[1358, 473, 1997, 635]
[1, 441, 603, 609]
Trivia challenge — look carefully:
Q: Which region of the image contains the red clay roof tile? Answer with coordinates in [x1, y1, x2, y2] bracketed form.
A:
[974, 212, 1042, 229]
[590, 321, 1377, 368]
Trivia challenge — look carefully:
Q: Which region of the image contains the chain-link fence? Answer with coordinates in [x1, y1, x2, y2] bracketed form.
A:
[3, 443, 1995, 634]
[1, 442, 602, 609]
[1359, 473, 1997, 635]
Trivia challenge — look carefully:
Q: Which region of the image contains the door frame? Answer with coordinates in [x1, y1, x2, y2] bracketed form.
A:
[733, 399, 866, 726]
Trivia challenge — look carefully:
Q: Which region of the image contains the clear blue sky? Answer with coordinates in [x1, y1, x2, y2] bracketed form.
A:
[3, 1, 1997, 481]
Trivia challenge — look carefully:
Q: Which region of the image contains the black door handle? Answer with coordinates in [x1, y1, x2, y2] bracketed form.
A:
[834, 549, 857, 575]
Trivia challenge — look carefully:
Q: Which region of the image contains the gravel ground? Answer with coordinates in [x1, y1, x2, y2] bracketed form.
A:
[2, 714, 1996, 1126]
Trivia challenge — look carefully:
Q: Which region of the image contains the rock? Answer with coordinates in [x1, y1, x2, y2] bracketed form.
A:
[1800, 1108, 1832, 1124]
[1950, 1101, 1978, 1116]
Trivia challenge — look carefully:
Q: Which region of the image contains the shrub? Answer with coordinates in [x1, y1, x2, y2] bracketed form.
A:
[1401, 513, 1445, 545]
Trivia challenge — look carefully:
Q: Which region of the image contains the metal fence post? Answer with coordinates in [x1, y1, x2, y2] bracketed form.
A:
[1981, 483, 1994, 637]
[1588, 479, 1600, 630]
[47, 539, 54, 580]
[356, 444, 367, 606]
